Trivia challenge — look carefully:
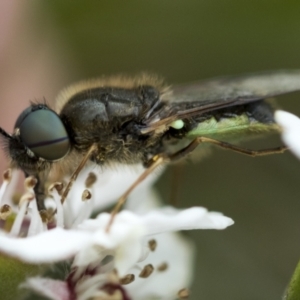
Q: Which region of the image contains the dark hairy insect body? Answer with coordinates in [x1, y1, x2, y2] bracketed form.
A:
[59, 85, 165, 166]
[0, 71, 299, 213]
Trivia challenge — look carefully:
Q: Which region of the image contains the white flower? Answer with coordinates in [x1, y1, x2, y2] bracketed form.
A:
[0, 166, 234, 299]
[275, 110, 300, 159]
[22, 203, 233, 300]
[61, 164, 162, 228]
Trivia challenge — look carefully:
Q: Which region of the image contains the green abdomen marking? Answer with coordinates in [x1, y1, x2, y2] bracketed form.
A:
[186, 113, 279, 141]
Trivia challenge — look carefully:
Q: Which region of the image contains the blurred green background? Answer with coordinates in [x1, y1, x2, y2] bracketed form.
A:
[3, 1, 300, 299]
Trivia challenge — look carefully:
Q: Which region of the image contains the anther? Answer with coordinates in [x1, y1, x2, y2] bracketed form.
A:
[48, 182, 64, 195]
[139, 264, 154, 278]
[120, 274, 135, 285]
[85, 172, 97, 188]
[10, 193, 33, 236]
[3, 169, 12, 182]
[157, 262, 168, 272]
[82, 189, 92, 201]
[148, 239, 157, 251]
[178, 288, 189, 299]
[0, 204, 12, 220]
[24, 176, 37, 190]
[101, 255, 114, 266]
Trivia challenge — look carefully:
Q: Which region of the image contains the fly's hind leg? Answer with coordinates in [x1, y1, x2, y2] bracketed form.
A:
[170, 136, 288, 160]
[106, 136, 288, 231]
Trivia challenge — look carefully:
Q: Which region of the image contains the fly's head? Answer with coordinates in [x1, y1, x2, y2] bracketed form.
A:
[0, 104, 70, 178]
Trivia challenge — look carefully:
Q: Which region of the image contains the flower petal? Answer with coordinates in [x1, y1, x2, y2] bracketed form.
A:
[75, 212, 146, 275]
[0, 228, 92, 263]
[141, 207, 234, 236]
[127, 232, 194, 300]
[126, 184, 234, 234]
[275, 110, 300, 159]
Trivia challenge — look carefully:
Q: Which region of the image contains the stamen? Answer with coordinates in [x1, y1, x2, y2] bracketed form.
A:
[85, 172, 97, 188]
[0, 204, 12, 220]
[48, 182, 64, 195]
[0, 169, 12, 204]
[70, 266, 83, 283]
[178, 288, 189, 299]
[77, 272, 119, 299]
[27, 195, 44, 236]
[139, 264, 154, 278]
[148, 239, 157, 251]
[12, 192, 22, 206]
[9, 193, 32, 236]
[82, 189, 92, 201]
[48, 183, 64, 227]
[157, 262, 168, 272]
[120, 274, 135, 285]
[3, 169, 12, 182]
[24, 176, 37, 191]
[72, 190, 93, 228]
[5, 169, 20, 206]
[101, 255, 114, 266]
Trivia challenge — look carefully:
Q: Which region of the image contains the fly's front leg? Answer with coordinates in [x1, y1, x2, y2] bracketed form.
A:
[60, 144, 98, 205]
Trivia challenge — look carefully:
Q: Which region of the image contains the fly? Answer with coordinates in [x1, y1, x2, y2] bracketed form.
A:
[0, 70, 299, 221]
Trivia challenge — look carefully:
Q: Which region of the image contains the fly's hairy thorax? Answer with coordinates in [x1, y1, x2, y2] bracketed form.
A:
[57, 83, 167, 166]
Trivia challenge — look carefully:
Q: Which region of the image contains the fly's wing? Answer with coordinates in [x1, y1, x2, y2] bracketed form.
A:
[142, 70, 300, 133]
[171, 69, 300, 104]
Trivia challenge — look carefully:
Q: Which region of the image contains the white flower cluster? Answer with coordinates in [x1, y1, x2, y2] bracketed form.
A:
[0, 163, 234, 299]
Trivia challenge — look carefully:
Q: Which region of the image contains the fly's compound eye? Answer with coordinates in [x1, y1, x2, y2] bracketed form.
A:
[15, 106, 70, 161]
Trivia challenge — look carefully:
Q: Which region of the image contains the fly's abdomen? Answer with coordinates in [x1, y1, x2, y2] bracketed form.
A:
[184, 101, 279, 141]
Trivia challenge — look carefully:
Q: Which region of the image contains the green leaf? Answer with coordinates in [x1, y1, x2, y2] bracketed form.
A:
[284, 260, 300, 300]
[0, 254, 40, 300]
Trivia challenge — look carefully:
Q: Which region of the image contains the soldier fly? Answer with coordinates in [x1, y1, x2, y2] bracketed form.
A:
[0, 70, 299, 217]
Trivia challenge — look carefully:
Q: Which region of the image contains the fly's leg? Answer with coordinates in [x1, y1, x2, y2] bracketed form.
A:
[169, 136, 288, 160]
[106, 154, 168, 231]
[60, 144, 98, 204]
[107, 136, 288, 231]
